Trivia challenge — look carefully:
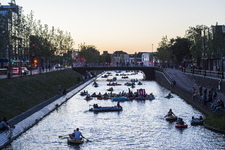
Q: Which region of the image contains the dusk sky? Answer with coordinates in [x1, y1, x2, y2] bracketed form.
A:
[1, 0, 225, 54]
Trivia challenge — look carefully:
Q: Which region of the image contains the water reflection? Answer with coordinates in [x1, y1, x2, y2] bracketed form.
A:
[4, 71, 225, 150]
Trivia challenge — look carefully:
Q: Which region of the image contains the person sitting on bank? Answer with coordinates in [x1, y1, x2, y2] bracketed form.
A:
[0, 117, 15, 130]
[213, 99, 224, 113]
[165, 109, 175, 117]
[73, 128, 85, 140]
[63, 89, 67, 95]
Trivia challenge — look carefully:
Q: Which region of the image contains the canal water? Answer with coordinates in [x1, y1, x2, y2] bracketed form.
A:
[4, 71, 225, 150]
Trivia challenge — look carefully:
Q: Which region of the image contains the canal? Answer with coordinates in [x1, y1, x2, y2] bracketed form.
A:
[4, 71, 225, 149]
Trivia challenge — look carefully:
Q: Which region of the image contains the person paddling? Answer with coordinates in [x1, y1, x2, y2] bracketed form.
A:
[117, 101, 121, 107]
[165, 109, 175, 117]
[73, 128, 85, 140]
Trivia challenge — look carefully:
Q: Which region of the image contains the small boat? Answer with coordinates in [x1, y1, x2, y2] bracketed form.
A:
[85, 97, 93, 101]
[94, 84, 99, 87]
[175, 122, 188, 128]
[91, 93, 102, 97]
[165, 95, 173, 99]
[107, 83, 121, 86]
[97, 96, 109, 100]
[89, 106, 122, 112]
[129, 96, 135, 100]
[112, 97, 129, 101]
[135, 96, 147, 100]
[124, 82, 133, 86]
[191, 119, 203, 125]
[67, 137, 84, 144]
[137, 82, 142, 85]
[80, 92, 88, 96]
[122, 76, 128, 79]
[165, 115, 177, 121]
[131, 79, 138, 82]
[107, 88, 113, 91]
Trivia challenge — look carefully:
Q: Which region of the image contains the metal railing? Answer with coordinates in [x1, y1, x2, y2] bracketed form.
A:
[156, 68, 174, 83]
[183, 68, 224, 79]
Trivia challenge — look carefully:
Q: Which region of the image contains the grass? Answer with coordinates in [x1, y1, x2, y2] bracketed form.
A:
[0, 69, 82, 120]
[204, 113, 225, 130]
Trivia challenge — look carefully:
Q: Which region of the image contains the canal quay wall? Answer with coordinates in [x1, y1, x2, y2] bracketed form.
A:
[155, 69, 225, 133]
[0, 77, 97, 149]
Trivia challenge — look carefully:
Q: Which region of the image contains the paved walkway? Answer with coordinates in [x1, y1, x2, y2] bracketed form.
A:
[165, 68, 225, 109]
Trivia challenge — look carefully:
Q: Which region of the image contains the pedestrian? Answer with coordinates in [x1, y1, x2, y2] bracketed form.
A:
[58, 84, 61, 94]
[199, 85, 202, 96]
[82, 76, 85, 82]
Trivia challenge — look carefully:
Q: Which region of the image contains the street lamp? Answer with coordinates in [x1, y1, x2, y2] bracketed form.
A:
[152, 44, 153, 66]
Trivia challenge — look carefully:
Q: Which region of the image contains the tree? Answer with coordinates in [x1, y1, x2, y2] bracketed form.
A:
[186, 25, 207, 66]
[170, 37, 191, 65]
[79, 43, 100, 64]
[156, 36, 171, 64]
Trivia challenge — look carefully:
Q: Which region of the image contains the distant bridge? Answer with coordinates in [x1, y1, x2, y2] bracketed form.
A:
[73, 66, 156, 80]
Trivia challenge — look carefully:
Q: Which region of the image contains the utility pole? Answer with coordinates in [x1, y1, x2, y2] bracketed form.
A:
[152, 44, 153, 66]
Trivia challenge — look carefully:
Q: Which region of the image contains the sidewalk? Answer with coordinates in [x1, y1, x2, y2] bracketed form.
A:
[165, 68, 225, 112]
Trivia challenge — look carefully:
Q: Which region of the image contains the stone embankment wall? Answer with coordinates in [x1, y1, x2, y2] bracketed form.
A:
[185, 74, 225, 92]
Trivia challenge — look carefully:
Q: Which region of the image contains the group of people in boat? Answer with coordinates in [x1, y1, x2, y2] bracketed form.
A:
[165, 109, 203, 126]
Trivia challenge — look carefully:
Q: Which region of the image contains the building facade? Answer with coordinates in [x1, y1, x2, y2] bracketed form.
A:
[0, 1, 29, 68]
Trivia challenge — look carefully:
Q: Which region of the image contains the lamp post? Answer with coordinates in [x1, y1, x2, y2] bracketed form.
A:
[152, 44, 153, 66]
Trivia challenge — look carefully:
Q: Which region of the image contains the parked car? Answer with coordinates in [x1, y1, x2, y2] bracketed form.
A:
[55, 64, 61, 68]
[20, 67, 28, 75]
[12, 67, 20, 75]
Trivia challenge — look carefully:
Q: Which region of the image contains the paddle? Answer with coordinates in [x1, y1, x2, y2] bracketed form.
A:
[58, 135, 68, 138]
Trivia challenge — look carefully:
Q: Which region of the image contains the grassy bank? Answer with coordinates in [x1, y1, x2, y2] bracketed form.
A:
[204, 113, 225, 130]
[0, 69, 82, 120]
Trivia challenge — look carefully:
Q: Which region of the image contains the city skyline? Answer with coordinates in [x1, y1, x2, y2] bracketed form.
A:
[1, 0, 225, 54]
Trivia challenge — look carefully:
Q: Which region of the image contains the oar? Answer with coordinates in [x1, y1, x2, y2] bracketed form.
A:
[84, 138, 90, 142]
[58, 135, 68, 138]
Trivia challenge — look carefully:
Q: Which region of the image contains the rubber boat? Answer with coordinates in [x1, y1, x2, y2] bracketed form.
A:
[175, 122, 188, 128]
[112, 97, 129, 101]
[67, 137, 84, 144]
[165, 95, 173, 99]
[89, 106, 123, 112]
[85, 97, 92, 101]
[80, 92, 88, 96]
[91, 93, 101, 97]
[131, 79, 138, 82]
[93, 84, 99, 87]
[191, 119, 203, 125]
[107, 88, 113, 91]
[135, 96, 147, 100]
[165, 115, 177, 121]
[97, 96, 109, 100]
[107, 83, 121, 86]
[137, 82, 142, 85]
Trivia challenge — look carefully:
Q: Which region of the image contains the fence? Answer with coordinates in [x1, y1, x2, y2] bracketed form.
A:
[183, 68, 224, 79]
